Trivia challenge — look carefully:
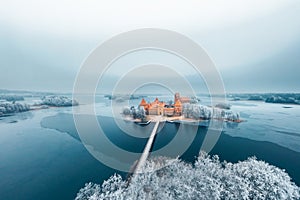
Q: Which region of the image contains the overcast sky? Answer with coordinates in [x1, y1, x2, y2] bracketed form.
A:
[0, 0, 299, 93]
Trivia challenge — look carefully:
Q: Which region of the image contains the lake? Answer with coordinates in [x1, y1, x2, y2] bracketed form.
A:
[0, 97, 300, 199]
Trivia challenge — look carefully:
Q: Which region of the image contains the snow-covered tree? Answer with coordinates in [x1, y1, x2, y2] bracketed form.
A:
[0, 101, 30, 115]
[76, 152, 300, 200]
[122, 107, 131, 115]
[136, 106, 146, 122]
[182, 103, 240, 122]
[40, 96, 78, 107]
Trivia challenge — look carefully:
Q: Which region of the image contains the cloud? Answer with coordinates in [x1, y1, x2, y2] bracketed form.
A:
[0, 0, 299, 92]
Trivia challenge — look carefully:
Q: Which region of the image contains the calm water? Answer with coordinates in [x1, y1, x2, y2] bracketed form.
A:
[1, 98, 300, 199]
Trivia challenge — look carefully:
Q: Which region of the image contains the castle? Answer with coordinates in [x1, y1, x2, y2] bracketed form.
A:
[139, 93, 190, 117]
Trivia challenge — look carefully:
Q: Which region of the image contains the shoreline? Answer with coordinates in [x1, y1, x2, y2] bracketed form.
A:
[0, 105, 77, 118]
[122, 114, 243, 124]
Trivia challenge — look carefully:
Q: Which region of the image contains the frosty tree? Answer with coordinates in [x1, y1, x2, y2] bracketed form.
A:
[76, 152, 300, 200]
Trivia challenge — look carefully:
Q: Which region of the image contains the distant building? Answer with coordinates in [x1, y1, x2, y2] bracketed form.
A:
[139, 93, 190, 116]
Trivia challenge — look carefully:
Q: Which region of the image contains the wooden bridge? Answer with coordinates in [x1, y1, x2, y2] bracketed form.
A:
[134, 120, 160, 173]
[128, 116, 165, 177]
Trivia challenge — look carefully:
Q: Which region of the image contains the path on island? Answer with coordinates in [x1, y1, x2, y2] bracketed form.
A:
[132, 116, 164, 174]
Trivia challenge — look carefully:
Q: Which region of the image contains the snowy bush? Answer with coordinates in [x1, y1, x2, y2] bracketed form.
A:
[76, 152, 300, 200]
[41, 96, 78, 107]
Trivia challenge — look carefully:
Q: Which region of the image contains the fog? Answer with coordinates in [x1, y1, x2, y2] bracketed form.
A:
[0, 0, 299, 93]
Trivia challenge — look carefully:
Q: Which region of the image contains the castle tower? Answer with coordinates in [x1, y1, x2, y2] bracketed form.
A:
[174, 92, 180, 103]
[139, 98, 149, 111]
[174, 99, 182, 116]
[139, 98, 147, 107]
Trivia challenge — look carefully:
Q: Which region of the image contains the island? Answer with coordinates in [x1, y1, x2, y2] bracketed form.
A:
[122, 92, 241, 125]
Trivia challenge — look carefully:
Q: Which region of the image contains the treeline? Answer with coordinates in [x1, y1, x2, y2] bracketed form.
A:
[0, 101, 30, 116]
[229, 93, 300, 105]
[39, 96, 79, 107]
[0, 95, 24, 101]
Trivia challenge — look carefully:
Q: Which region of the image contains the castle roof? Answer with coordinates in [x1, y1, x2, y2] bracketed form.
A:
[139, 98, 148, 106]
[174, 99, 182, 106]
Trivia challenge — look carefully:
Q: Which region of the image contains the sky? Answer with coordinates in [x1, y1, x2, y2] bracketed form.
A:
[0, 0, 300, 93]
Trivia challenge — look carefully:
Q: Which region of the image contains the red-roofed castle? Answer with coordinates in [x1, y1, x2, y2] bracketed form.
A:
[139, 93, 190, 117]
